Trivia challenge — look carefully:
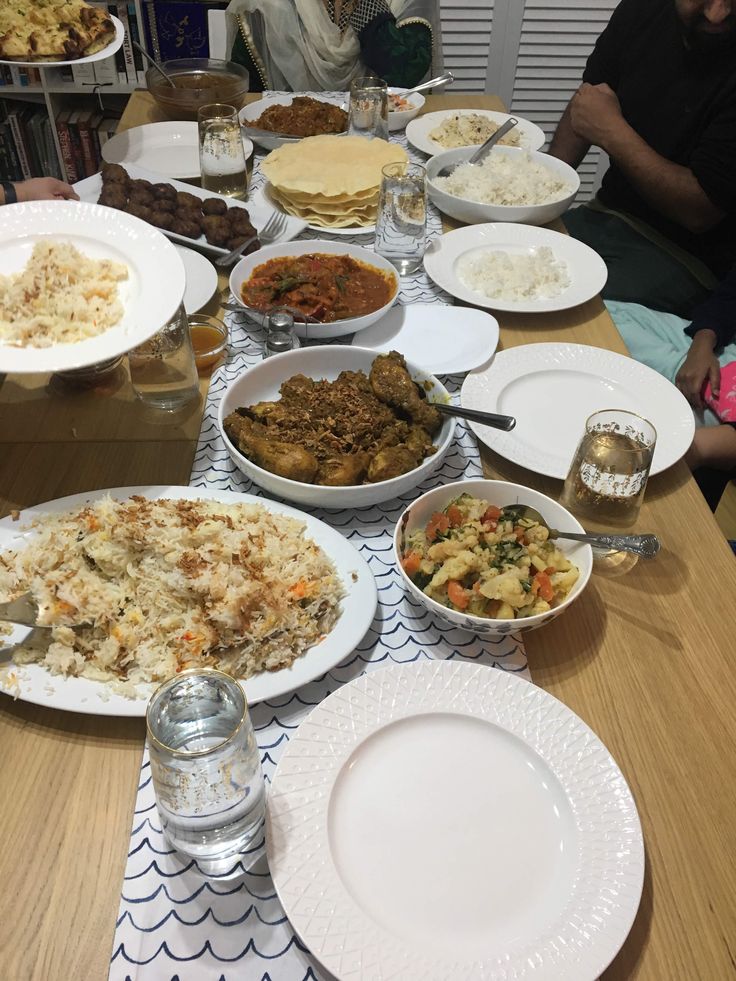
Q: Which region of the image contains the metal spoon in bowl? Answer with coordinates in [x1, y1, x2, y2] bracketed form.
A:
[503, 504, 661, 559]
[435, 117, 519, 179]
[400, 71, 455, 98]
[432, 402, 515, 432]
[133, 40, 176, 87]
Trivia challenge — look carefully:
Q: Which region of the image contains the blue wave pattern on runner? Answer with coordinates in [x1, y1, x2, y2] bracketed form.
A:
[109, 93, 528, 981]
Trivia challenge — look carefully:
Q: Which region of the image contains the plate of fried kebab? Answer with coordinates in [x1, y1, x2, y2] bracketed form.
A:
[74, 162, 307, 258]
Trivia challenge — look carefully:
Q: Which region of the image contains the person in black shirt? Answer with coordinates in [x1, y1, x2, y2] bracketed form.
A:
[549, 0, 736, 319]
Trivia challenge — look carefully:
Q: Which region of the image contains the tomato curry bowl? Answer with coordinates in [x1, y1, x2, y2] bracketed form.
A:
[239, 252, 397, 323]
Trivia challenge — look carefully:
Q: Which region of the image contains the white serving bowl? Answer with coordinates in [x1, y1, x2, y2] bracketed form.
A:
[229, 239, 399, 340]
[387, 87, 425, 131]
[426, 146, 580, 226]
[394, 478, 592, 638]
[239, 93, 347, 150]
[218, 345, 457, 509]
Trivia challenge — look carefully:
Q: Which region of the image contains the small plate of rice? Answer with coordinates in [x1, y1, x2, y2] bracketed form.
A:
[0, 200, 185, 374]
[0, 486, 377, 716]
[424, 223, 608, 314]
[406, 110, 546, 157]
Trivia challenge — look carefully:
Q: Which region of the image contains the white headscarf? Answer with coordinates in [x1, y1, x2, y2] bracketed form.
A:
[226, 0, 441, 92]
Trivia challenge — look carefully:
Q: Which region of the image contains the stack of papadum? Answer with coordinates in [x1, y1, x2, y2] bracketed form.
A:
[261, 135, 408, 229]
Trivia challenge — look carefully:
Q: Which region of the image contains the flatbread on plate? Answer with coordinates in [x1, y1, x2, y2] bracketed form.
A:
[0, 0, 115, 61]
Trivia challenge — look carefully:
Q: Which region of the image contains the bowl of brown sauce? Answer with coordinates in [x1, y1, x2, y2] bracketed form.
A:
[146, 58, 250, 120]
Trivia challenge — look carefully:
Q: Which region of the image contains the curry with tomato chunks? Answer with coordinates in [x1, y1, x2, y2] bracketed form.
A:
[239, 253, 396, 322]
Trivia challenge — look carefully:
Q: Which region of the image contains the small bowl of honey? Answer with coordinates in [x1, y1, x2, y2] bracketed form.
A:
[189, 315, 228, 372]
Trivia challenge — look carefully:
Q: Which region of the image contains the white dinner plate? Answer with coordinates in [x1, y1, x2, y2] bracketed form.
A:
[0, 16, 124, 67]
[74, 164, 307, 258]
[102, 122, 254, 180]
[239, 93, 347, 150]
[406, 109, 546, 157]
[263, 182, 375, 236]
[423, 224, 608, 314]
[268, 659, 644, 981]
[353, 303, 498, 374]
[0, 200, 185, 375]
[462, 343, 695, 477]
[174, 245, 218, 313]
[0, 486, 377, 716]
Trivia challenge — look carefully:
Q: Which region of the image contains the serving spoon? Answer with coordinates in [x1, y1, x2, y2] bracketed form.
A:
[400, 71, 455, 98]
[435, 116, 518, 179]
[503, 504, 661, 559]
[133, 40, 176, 87]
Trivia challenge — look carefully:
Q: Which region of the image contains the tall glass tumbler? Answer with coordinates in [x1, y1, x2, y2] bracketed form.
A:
[197, 103, 248, 198]
[147, 668, 266, 878]
[348, 76, 389, 141]
[375, 161, 427, 275]
[128, 303, 200, 411]
[559, 409, 657, 528]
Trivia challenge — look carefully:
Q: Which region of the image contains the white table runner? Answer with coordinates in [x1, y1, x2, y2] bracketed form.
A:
[109, 95, 529, 980]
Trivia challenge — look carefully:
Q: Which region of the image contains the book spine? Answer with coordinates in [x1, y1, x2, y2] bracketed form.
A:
[93, 55, 118, 87]
[127, 3, 146, 83]
[109, 4, 127, 83]
[9, 66, 23, 86]
[0, 128, 11, 180]
[56, 116, 78, 183]
[145, 1, 162, 61]
[116, 4, 137, 85]
[78, 120, 96, 178]
[2, 121, 23, 180]
[71, 62, 97, 87]
[7, 113, 31, 179]
[90, 125, 102, 171]
[43, 118, 63, 180]
[68, 120, 85, 181]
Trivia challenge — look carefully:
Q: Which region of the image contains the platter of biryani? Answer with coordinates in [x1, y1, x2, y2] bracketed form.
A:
[261, 134, 408, 233]
[240, 94, 348, 150]
[0, 1, 124, 66]
[0, 486, 377, 716]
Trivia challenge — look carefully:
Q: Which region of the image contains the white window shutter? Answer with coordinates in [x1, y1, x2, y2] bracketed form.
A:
[440, 0, 494, 92]
[500, 0, 621, 201]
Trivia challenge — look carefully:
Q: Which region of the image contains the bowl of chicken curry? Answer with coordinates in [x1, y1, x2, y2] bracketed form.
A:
[229, 240, 399, 339]
[218, 346, 456, 508]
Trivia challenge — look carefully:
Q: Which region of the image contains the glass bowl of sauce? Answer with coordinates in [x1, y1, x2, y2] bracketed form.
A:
[189, 315, 228, 372]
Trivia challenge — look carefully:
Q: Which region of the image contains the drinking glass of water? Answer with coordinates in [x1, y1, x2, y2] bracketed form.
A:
[348, 76, 389, 141]
[197, 103, 249, 199]
[128, 303, 200, 411]
[559, 409, 657, 528]
[147, 668, 266, 879]
[375, 161, 427, 275]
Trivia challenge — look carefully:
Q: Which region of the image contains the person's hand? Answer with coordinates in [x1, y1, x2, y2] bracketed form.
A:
[569, 82, 626, 150]
[15, 177, 79, 203]
[675, 329, 720, 410]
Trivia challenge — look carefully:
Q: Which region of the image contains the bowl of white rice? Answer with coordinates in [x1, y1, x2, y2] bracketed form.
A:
[426, 146, 580, 226]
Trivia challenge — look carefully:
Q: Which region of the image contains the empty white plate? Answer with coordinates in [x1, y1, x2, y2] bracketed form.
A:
[267, 660, 644, 981]
[174, 245, 218, 314]
[353, 303, 498, 374]
[102, 122, 254, 180]
[461, 342, 695, 477]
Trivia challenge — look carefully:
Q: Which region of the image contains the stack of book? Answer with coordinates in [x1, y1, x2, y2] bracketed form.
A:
[0, 66, 42, 87]
[0, 103, 62, 182]
[55, 112, 120, 183]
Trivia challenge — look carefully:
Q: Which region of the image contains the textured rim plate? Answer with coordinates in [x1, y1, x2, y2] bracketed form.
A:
[175, 245, 218, 313]
[0, 200, 185, 374]
[423, 224, 608, 314]
[263, 182, 375, 236]
[0, 486, 377, 716]
[352, 303, 499, 374]
[406, 109, 546, 157]
[102, 122, 254, 180]
[0, 16, 124, 67]
[75, 163, 307, 257]
[267, 660, 644, 981]
[461, 343, 695, 477]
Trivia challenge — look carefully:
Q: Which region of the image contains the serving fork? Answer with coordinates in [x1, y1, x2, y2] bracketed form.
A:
[215, 211, 288, 267]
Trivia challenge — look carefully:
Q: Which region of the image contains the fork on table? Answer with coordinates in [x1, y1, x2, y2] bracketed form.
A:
[215, 211, 288, 267]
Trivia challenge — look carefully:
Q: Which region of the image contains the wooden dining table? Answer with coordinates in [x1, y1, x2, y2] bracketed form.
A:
[1, 90, 735, 981]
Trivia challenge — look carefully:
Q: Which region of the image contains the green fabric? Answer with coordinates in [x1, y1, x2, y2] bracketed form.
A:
[605, 299, 736, 427]
[360, 18, 431, 88]
[563, 206, 710, 319]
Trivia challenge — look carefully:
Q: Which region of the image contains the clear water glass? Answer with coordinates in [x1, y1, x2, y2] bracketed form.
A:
[375, 162, 427, 275]
[128, 303, 200, 411]
[197, 102, 248, 199]
[147, 668, 266, 878]
[559, 409, 657, 528]
[348, 76, 389, 141]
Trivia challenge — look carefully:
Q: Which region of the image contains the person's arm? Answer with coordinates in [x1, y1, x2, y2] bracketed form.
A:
[569, 83, 725, 234]
[1, 177, 79, 205]
[548, 102, 591, 168]
[676, 267, 736, 408]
